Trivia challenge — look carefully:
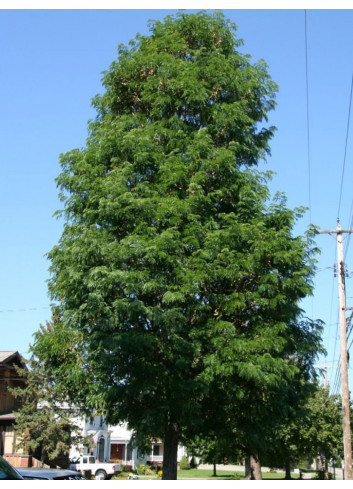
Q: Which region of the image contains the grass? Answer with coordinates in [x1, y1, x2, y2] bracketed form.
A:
[177, 469, 300, 480]
[177, 469, 239, 479]
[112, 468, 300, 480]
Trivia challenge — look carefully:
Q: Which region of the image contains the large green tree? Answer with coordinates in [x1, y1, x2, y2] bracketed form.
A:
[45, 11, 322, 479]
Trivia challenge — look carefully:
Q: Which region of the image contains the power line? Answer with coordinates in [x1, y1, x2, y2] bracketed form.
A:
[338, 71, 353, 221]
[0, 307, 50, 314]
[332, 360, 342, 395]
[304, 11, 342, 400]
[318, 221, 353, 478]
[304, 9, 312, 224]
[328, 289, 340, 389]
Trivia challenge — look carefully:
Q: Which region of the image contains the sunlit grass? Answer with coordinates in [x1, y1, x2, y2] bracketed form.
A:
[177, 468, 300, 480]
[112, 468, 300, 480]
[177, 469, 240, 479]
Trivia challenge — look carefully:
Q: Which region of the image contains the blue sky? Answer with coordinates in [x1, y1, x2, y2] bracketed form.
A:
[1, 9, 353, 394]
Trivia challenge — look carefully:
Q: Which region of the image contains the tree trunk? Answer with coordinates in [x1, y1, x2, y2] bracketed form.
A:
[323, 454, 329, 480]
[162, 420, 179, 480]
[40, 446, 47, 467]
[249, 454, 262, 480]
[285, 457, 291, 480]
[245, 457, 251, 479]
[213, 463, 217, 477]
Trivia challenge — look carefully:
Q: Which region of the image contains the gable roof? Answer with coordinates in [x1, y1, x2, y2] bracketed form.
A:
[0, 351, 18, 363]
[0, 351, 27, 369]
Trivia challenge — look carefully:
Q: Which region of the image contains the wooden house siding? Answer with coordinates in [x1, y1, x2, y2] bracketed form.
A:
[0, 351, 27, 456]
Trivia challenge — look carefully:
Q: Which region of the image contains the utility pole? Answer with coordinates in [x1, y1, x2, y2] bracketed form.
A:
[314, 363, 337, 390]
[319, 218, 352, 480]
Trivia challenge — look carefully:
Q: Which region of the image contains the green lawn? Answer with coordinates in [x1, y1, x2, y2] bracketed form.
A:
[113, 468, 300, 480]
[177, 469, 239, 479]
[177, 469, 300, 480]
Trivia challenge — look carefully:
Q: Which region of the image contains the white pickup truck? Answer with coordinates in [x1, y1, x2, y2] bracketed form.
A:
[69, 455, 120, 480]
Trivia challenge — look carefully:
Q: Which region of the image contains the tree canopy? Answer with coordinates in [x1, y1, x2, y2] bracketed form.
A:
[11, 316, 84, 466]
[44, 11, 324, 479]
[300, 386, 344, 478]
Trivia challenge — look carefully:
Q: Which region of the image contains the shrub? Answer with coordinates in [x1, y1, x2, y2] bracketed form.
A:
[179, 456, 189, 470]
[136, 464, 155, 475]
[136, 464, 147, 475]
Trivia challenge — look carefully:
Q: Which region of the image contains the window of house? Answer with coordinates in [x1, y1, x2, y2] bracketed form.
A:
[152, 445, 160, 456]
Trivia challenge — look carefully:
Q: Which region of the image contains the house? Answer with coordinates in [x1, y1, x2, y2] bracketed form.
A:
[69, 412, 112, 464]
[108, 422, 176, 469]
[68, 415, 143, 468]
[0, 352, 187, 471]
[69, 414, 187, 470]
[0, 351, 27, 459]
[109, 423, 187, 469]
[109, 421, 142, 469]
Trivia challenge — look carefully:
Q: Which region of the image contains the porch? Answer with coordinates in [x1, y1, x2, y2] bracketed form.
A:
[110, 442, 134, 469]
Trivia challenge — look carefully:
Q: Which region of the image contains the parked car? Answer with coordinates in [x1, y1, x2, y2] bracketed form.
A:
[0, 456, 24, 480]
[17, 467, 87, 480]
[70, 455, 120, 480]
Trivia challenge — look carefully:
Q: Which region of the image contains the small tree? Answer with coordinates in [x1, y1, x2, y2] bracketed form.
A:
[11, 314, 85, 467]
[179, 456, 189, 470]
[262, 382, 344, 480]
[299, 386, 344, 480]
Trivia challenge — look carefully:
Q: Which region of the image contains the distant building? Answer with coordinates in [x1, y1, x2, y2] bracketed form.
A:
[69, 412, 112, 464]
[0, 351, 27, 458]
[0, 350, 187, 470]
[69, 414, 186, 470]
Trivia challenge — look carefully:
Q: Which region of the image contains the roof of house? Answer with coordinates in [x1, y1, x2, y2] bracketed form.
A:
[0, 412, 16, 421]
[0, 351, 27, 370]
[0, 351, 18, 363]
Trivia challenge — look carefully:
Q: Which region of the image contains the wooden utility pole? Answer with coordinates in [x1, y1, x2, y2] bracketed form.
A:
[319, 219, 352, 480]
[314, 363, 337, 390]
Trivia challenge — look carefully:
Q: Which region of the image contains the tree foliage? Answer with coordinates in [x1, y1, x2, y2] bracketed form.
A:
[260, 382, 344, 480]
[300, 386, 343, 474]
[43, 11, 324, 479]
[11, 314, 84, 466]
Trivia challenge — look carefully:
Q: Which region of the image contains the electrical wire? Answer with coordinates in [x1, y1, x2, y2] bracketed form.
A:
[331, 362, 341, 396]
[0, 307, 50, 313]
[338, 71, 353, 222]
[304, 10, 312, 225]
[329, 67, 353, 394]
[344, 194, 353, 261]
[330, 312, 342, 395]
[325, 242, 340, 391]
[303, 14, 353, 400]
[304, 11, 342, 395]
[330, 312, 353, 395]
